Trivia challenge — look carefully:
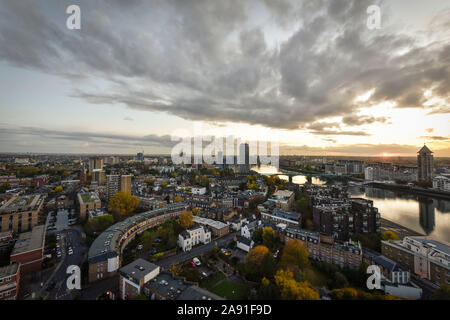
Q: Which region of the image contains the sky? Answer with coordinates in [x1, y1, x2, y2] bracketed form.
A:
[0, 0, 449, 156]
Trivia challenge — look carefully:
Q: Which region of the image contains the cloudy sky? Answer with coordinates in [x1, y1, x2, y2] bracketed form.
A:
[0, 0, 449, 156]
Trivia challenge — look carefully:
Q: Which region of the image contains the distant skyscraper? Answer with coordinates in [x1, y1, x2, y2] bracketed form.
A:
[137, 152, 144, 162]
[417, 145, 434, 182]
[238, 143, 250, 173]
[89, 157, 104, 174]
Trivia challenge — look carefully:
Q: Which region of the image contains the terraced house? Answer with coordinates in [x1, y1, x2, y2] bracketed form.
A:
[88, 203, 188, 283]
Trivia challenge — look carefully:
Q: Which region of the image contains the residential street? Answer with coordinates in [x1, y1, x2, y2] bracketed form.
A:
[157, 232, 237, 269]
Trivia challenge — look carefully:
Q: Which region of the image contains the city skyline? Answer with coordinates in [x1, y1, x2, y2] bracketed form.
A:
[0, 0, 449, 156]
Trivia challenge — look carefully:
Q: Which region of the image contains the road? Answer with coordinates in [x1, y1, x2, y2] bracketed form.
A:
[44, 228, 87, 300]
[380, 218, 424, 239]
[157, 232, 237, 269]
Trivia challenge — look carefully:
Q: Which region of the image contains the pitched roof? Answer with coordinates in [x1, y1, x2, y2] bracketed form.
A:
[418, 145, 433, 154]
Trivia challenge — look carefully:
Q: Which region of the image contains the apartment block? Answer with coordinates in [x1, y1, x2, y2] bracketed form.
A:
[10, 225, 45, 275]
[119, 258, 160, 300]
[77, 191, 102, 220]
[0, 262, 20, 300]
[281, 227, 363, 269]
[0, 194, 44, 233]
[382, 236, 450, 287]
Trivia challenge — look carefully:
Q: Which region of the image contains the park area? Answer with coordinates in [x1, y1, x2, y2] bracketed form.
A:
[211, 280, 248, 300]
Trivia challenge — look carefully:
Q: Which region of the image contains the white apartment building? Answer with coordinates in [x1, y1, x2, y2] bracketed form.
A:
[178, 225, 211, 252]
[433, 175, 450, 192]
[191, 187, 207, 195]
[365, 167, 375, 181]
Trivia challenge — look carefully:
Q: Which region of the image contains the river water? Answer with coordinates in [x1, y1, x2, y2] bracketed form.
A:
[252, 165, 450, 243]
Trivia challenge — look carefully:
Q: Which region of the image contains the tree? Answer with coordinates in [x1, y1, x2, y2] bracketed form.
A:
[192, 207, 201, 216]
[257, 277, 280, 300]
[252, 227, 263, 245]
[245, 245, 269, 274]
[281, 239, 310, 269]
[84, 214, 114, 235]
[0, 183, 11, 193]
[262, 227, 277, 250]
[174, 195, 182, 203]
[330, 288, 359, 300]
[178, 210, 194, 229]
[296, 197, 309, 213]
[432, 285, 450, 300]
[52, 185, 63, 193]
[381, 230, 399, 241]
[274, 269, 319, 300]
[108, 191, 140, 219]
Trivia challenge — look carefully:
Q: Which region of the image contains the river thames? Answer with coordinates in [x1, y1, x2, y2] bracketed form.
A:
[252, 165, 450, 243]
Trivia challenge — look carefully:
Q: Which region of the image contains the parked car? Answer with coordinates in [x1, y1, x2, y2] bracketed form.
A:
[190, 261, 196, 268]
[193, 257, 201, 266]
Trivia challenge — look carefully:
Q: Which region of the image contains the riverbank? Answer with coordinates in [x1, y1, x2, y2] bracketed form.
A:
[369, 182, 450, 200]
[380, 218, 424, 240]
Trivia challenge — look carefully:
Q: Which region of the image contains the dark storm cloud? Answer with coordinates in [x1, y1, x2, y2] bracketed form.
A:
[342, 115, 389, 126]
[0, 0, 448, 131]
[0, 125, 177, 148]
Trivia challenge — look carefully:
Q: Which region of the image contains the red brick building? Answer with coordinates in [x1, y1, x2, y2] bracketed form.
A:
[0, 262, 20, 300]
[10, 225, 45, 275]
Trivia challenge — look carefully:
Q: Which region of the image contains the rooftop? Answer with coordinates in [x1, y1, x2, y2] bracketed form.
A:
[418, 145, 433, 154]
[0, 194, 42, 213]
[373, 255, 407, 272]
[193, 216, 228, 230]
[119, 258, 159, 284]
[0, 262, 19, 279]
[272, 190, 294, 198]
[11, 225, 45, 256]
[88, 203, 188, 263]
[145, 272, 223, 300]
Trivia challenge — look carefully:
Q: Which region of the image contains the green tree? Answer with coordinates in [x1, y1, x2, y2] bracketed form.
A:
[262, 227, 277, 250]
[252, 227, 263, 244]
[84, 214, 114, 235]
[432, 285, 450, 300]
[0, 183, 11, 193]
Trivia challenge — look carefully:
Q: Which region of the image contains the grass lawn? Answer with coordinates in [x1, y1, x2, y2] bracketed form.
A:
[201, 272, 226, 290]
[211, 281, 248, 300]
